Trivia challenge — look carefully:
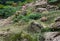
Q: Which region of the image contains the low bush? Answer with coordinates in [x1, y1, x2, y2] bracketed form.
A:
[21, 16, 30, 22]
[48, 0, 60, 4]
[0, 6, 17, 18]
[13, 13, 42, 23]
[27, 13, 41, 20]
[0, 4, 4, 9]
[48, 0, 58, 3]
[6, 1, 14, 5]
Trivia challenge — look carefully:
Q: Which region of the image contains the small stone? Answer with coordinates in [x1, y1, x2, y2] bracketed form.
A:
[40, 17, 48, 22]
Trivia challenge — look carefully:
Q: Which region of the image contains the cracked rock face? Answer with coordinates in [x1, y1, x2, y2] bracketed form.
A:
[55, 17, 60, 22]
[44, 32, 60, 41]
[51, 17, 60, 29]
[28, 21, 43, 32]
[36, 8, 47, 12]
[51, 22, 60, 29]
[53, 36, 60, 41]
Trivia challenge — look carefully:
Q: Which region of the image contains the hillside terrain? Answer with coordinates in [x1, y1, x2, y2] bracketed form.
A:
[0, 0, 60, 41]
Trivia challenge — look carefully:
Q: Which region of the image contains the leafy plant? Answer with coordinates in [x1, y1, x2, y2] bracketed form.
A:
[0, 4, 4, 9]
[0, 6, 17, 18]
[21, 16, 30, 22]
[48, 0, 58, 3]
[28, 13, 41, 20]
[6, 1, 14, 5]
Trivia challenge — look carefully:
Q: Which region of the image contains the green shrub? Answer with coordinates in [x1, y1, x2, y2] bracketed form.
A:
[18, 1, 27, 6]
[13, 13, 42, 22]
[28, 13, 41, 20]
[13, 15, 30, 22]
[48, 0, 57, 2]
[0, 6, 17, 18]
[41, 27, 51, 32]
[21, 16, 30, 22]
[48, 0, 60, 4]
[25, 0, 34, 3]
[0, 4, 4, 9]
[6, 1, 14, 5]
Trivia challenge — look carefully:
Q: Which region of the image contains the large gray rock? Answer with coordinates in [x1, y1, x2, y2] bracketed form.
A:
[36, 8, 47, 12]
[53, 36, 60, 41]
[0, 31, 11, 37]
[44, 32, 60, 41]
[34, 0, 47, 8]
[51, 22, 60, 29]
[51, 17, 60, 29]
[28, 21, 43, 32]
[55, 17, 60, 22]
[46, 5, 59, 11]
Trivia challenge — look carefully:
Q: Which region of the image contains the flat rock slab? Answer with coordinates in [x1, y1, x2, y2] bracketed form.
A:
[44, 32, 60, 41]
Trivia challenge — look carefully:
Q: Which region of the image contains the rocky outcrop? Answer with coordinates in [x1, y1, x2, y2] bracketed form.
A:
[51, 22, 60, 29]
[28, 21, 43, 32]
[36, 8, 47, 12]
[55, 17, 60, 22]
[44, 32, 60, 41]
[46, 5, 59, 11]
[34, 0, 47, 8]
[51, 17, 60, 29]
[53, 36, 60, 41]
[0, 31, 11, 37]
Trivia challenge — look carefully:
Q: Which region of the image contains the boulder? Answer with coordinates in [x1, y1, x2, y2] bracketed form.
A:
[34, 0, 47, 8]
[36, 8, 47, 12]
[40, 17, 48, 22]
[0, 31, 11, 37]
[46, 5, 59, 11]
[55, 17, 60, 22]
[44, 32, 60, 41]
[0, 32, 4, 36]
[53, 36, 60, 41]
[28, 21, 43, 32]
[51, 22, 60, 29]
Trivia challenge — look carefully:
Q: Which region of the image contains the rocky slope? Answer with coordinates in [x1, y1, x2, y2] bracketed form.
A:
[0, 0, 60, 41]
